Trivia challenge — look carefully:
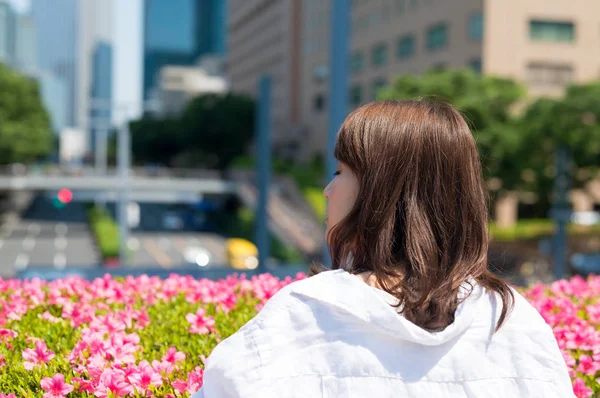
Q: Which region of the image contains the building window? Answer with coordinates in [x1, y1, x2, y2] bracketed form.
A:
[526, 62, 574, 86]
[350, 51, 364, 73]
[469, 58, 482, 74]
[350, 85, 362, 106]
[397, 34, 415, 60]
[468, 12, 483, 40]
[396, 0, 405, 14]
[312, 64, 329, 83]
[529, 20, 575, 42]
[371, 78, 387, 100]
[426, 23, 449, 51]
[314, 94, 326, 112]
[372, 43, 389, 66]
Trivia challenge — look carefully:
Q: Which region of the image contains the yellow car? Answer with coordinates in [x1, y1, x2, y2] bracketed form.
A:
[226, 238, 259, 270]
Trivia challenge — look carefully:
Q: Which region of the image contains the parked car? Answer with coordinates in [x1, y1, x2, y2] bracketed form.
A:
[226, 238, 259, 270]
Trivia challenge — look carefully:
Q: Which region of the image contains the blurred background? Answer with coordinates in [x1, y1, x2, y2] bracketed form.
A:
[0, 0, 598, 285]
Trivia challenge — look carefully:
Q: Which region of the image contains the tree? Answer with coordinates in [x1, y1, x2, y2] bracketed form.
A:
[179, 93, 255, 171]
[519, 81, 600, 214]
[129, 117, 183, 165]
[0, 64, 52, 163]
[378, 69, 528, 191]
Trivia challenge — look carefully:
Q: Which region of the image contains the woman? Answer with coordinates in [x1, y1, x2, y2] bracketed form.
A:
[192, 100, 574, 397]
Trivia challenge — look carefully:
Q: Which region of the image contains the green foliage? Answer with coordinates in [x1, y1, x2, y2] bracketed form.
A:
[378, 68, 528, 191]
[87, 206, 120, 259]
[0, 64, 53, 163]
[179, 93, 255, 170]
[489, 219, 600, 242]
[130, 93, 255, 170]
[520, 82, 600, 190]
[129, 118, 183, 166]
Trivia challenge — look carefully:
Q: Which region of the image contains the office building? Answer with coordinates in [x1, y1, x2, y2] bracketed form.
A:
[299, 0, 600, 162]
[38, 71, 68, 133]
[156, 57, 229, 117]
[143, 0, 227, 101]
[89, 40, 113, 154]
[77, 0, 114, 153]
[226, 0, 304, 158]
[0, 0, 16, 65]
[31, 0, 79, 127]
[15, 14, 37, 73]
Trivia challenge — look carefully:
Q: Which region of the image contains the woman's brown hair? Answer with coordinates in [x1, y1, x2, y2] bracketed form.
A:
[316, 100, 514, 332]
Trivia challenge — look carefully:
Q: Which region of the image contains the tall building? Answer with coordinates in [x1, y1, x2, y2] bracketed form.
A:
[89, 40, 113, 154]
[0, 0, 16, 65]
[38, 71, 68, 133]
[77, 0, 114, 153]
[299, 0, 600, 161]
[15, 14, 37, 73]
[31, 0, 79, 127]
[226, 0, 303, 158]
[143, 0, 227, 101]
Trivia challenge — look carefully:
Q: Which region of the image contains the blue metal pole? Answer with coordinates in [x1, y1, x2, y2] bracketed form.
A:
[255, 76, 272, 269]
[552, 145, 571, 280]
[324, 0, 350, 267]
[117, 120, 131, 267]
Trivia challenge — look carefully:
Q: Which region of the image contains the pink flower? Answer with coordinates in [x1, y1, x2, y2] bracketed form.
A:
[94, 369, 134, 398]
[152, 359, 174, 375]
[573, 377, 593, 398]
[185, 308, 215, 335]
[0, 354, 5, 368]
[0, 394, 16, 398]
[128, 360, 163, 393]
[40, 373, 74, 398]
[576, 354, 600, 377]
[71, 377, 95, 394]
[22, 340, 55, 370]
[162, 347, 186, 364]
[173, 367, 204, 395]
[40, 311, 61, 323]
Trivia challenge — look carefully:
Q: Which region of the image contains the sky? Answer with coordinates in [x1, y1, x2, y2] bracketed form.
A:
[8, 0, 143, 122]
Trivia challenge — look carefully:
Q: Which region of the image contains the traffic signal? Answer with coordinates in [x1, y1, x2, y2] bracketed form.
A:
[52, 189, 73, 208]
[57, 189, 73, 204]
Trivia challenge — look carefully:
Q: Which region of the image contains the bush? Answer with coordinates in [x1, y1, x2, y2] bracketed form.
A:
[0, 273, 598, 396]
[87, 207, 120, 259]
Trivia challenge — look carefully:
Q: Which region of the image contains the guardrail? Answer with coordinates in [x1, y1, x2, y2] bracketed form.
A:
[12, 264, 310, 281]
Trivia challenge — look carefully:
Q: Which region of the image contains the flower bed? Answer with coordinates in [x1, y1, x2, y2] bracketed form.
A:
[0, 272, 598, 397]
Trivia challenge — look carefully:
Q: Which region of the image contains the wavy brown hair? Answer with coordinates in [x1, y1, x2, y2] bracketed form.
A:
[316, 100, 514, 332]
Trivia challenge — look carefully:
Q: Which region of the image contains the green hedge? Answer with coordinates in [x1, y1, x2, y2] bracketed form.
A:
[489, 218, 600, 242]
[87, 206, 120, 259]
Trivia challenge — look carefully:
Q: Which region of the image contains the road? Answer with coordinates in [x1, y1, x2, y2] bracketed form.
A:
[104, 202, 229, 269]
[0, 196, 231, 278]
[0, 195, 99, 278]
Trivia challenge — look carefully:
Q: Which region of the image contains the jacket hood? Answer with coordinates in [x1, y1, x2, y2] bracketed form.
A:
[290, 269, 487, 346]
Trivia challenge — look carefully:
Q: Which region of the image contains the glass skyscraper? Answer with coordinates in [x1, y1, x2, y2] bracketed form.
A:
[0, 1, 16, 65]
[31, 0, 78, 127]
[143, 0, 227, 100]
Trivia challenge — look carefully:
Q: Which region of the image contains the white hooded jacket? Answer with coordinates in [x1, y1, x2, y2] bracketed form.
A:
[192, 269, 575, 397]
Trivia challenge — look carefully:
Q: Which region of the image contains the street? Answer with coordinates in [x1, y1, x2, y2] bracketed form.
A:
[0, 196, 231, 278]
[0, 195, 99, 278]
[121, 202, 229, 268]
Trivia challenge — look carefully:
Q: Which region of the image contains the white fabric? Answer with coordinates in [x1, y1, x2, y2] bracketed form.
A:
[192, 269, 574, 398]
